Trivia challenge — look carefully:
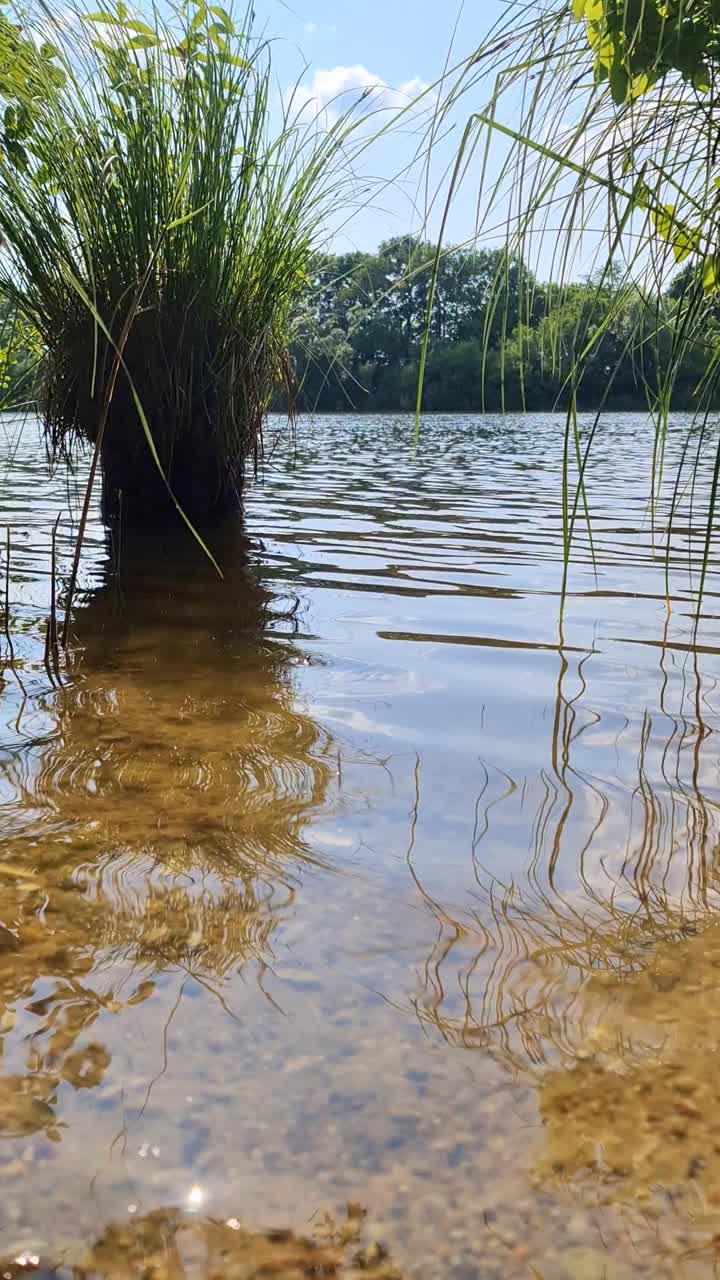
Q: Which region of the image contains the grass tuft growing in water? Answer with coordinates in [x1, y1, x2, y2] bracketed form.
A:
[0, 0, 362, 524]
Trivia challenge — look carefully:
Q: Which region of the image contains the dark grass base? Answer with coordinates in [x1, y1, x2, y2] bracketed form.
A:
[100, 422, 244, 529]
[44, 315, 261, 530]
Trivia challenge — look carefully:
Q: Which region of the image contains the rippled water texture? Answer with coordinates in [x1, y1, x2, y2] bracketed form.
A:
[2, 412, 720, 1277]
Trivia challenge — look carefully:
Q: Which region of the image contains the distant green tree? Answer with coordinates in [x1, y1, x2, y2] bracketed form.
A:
[283, 236, 713, 414]
[290, 238, 539, 412]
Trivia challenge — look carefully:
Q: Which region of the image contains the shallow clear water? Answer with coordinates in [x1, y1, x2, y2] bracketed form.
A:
[1, 411, 720, 1276]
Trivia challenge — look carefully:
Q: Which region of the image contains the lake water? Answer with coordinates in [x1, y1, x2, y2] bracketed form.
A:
[1, 411, 720, 1277]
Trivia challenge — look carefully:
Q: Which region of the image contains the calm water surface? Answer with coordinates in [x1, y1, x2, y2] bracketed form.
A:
[1, 412, 720, 1277]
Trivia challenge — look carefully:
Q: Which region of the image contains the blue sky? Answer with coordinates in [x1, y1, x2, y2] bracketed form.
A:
[260, 0, 488, 91]
[253, 0, 509, 254]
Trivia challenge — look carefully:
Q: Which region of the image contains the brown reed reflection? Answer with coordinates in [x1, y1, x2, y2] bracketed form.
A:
[0, 522, 336, 1135]
[388, 628, 720, 1256]
[405, 635, 720, 1074]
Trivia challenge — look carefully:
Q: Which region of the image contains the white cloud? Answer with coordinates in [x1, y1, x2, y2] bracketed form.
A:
[395, 76, 431, 101]
[290, 63, 432, 123]
[303, 21, 337, 35]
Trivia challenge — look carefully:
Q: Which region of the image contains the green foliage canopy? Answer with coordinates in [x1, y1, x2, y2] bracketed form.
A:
[575, 0, 720, 101]
[286, 237, 712, 414]
[0, 8, 65, 169]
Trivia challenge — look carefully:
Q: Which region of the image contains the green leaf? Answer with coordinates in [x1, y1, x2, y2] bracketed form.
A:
[165, 200, 211, 229]
[208, 23, 228, 50]
[587, 14, 614, 70]
[189, 6, 207, 32]
[124, 19, 156, 35]
[609, 62, 628, 104]
[574, 0, 604, 15]
[5, 140, 27, 169]
[83, 11, 120, 23]
[629, 72, 650, 99]
[703, 257, 718, 293]
[91, 37, 122, 54]
[126, 33, 159, 48]
[15, 105, 32, 140]
[672, 226, 700, 263]
[650, 201, 700, 263]
[208, 5, 235, 33]
[652, 202, 676, 242]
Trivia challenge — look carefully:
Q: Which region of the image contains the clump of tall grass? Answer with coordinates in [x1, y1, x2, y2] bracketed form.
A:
[422, 1, 720, 605]
[0, 0, 363, 526]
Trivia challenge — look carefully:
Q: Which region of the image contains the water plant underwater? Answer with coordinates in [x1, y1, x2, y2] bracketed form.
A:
[0, 0, 370, 566]
[420, 0, 720, 605]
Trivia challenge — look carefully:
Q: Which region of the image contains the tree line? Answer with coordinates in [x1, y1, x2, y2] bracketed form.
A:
[284, 236, 712, 414]
[0, 234, 713, 417]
